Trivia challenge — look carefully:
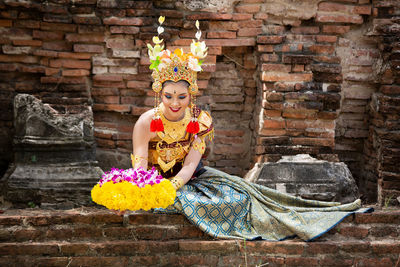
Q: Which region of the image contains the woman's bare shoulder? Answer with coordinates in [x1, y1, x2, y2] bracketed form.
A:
[135, 108, 154, 129]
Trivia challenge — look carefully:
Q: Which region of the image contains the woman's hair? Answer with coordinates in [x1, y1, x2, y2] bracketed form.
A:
[162, 80, 190, 89]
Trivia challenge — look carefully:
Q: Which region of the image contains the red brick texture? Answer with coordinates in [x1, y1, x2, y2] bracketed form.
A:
[0, 0, 398, 204]
[0, 209, 399, 266]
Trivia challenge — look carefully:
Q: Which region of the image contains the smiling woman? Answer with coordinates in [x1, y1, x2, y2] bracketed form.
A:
[126, 17, 373, 241]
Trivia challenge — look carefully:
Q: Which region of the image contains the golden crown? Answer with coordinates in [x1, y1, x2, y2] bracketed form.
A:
[147, 17, 208, 95]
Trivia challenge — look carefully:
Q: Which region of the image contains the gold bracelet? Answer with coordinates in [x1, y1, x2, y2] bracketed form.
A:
[131, 154, 146, 167]
[170, 176, 185, 190]
[192, 137, 206, 154]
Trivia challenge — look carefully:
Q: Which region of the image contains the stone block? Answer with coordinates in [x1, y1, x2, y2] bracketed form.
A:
[245, 154, 359, 203]
[3, 94, 103, 208]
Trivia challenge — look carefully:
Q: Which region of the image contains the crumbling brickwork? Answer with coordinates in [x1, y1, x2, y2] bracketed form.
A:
[0, 0, 398, 204]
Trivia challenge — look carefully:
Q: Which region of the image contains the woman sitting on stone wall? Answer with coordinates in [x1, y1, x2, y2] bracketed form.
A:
[126, 17, 371, 241]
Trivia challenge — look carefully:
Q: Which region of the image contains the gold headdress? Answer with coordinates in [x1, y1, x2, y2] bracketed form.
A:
[147, 17, 208, 134]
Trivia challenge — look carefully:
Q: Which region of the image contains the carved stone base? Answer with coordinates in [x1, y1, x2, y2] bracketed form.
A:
[6, 162, 102, 208]
[3, 94, 103, 209]
[245, 154, 360, 203]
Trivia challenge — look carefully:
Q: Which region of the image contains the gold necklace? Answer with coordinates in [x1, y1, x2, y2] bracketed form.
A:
[157, 103, 191, 144]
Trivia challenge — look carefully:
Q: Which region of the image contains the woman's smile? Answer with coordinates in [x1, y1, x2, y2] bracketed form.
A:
[170, 107, 181, 113]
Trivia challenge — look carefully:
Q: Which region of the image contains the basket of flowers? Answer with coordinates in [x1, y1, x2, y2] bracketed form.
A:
[91, 167, 176, 211]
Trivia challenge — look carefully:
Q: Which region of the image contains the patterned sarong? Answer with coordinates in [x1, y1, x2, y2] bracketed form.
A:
[156, 167, 373, 241]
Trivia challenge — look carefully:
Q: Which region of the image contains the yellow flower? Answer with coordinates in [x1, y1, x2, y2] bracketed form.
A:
[159, 16, 165, 25]
[91, 178, 176, 211]
[152, 36, 163, 45]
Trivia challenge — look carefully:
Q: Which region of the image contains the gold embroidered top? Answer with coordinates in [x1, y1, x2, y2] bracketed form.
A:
[148, 103, 213, 178]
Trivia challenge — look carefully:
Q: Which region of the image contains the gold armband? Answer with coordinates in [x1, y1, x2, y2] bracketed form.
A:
[192, 137, 206, 155]
[169, 176, 185, 190]
[131, 154, 146, 167]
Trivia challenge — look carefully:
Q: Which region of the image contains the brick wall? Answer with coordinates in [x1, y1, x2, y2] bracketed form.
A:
[0, 0, 398, 204]
[363, 1, 400, 205]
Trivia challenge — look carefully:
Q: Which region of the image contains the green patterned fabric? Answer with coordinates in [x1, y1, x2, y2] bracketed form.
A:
[156, 167, 372, 241]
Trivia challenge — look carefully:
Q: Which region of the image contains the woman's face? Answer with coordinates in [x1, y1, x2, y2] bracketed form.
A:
[161, 81, 190, 121]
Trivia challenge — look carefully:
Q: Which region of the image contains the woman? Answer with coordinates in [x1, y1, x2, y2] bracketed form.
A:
[127, 18, 372, 241]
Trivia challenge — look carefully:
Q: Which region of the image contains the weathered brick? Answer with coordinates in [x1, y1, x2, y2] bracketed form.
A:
[62, 69, 90, 77]
[286, 257, 319, 266]
[66, 34, 105, 43]
[40, 22, 77, 32]
[0, 63, 18, 72]
[232, 13, 253, 21]
[354, 258, 394, 267]
[235, 4, 260, 13]
[207, 31, 236, 39]
[93, 80, 125, 88]
[106, 38, 134, 50]
[93, 104, 131, 113]
[186, 13, 232, 21]
[263, 118, 285, 129]
[257, 45, 274, 52]
[93, 57, 136, 66]
[59, 243, 90, 256]
[103, 17, 144, 26]
[42, 41, 72, 51]
[50, 59, 91, 69]
[2, 45, 31, 55]
[322, 25, 351, 34]
[94, 74, 123, 82]
[283, 109, 317, 119]
[12, 39, 42, 46]
[58, 52, 91, 59]
[354, 5, 372, 15]
[109, 66, 137, 74]
[319, 257, 354, 266]
[318, 2, 352, 12]
[0, 55, 38, 64]
[20, 65, 45, 73]
[262, 63, 291, 72]
[309, 44, 335, 54]
[205, 38, 255, 47]
[316, 35, 338, 43]
[78, 25, 105, 34]
[0, 243, 59, 256]
[41, 77, 87, 84]
[14, 20, 40, 28]
[126, 80, 151, 89]
[110, 26, 140, 34]
[238, 28, 263, 37]
[209, 21, 239, 31]
[238, 20, 263, 28]
[257, 35, 285, 44]
[291, 26, 320, 34]
[316, 13, 363, 24]
[261, 54, 280, 62]
[0, 19, 12, 27]
[45, 68, 60, 76]
[72, 15, 101, 25]
[215, 129, 245, 137]
[112, 50, 140, 58]
[74, 44, 104, 53]
[261, 72, 313, 82]
[33, 30, 64, 40]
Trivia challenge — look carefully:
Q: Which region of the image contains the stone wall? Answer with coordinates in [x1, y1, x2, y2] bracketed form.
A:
[0, 0, 398, 204]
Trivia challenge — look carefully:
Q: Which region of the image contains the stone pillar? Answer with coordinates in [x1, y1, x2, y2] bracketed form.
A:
[2, 94, 103, 209]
